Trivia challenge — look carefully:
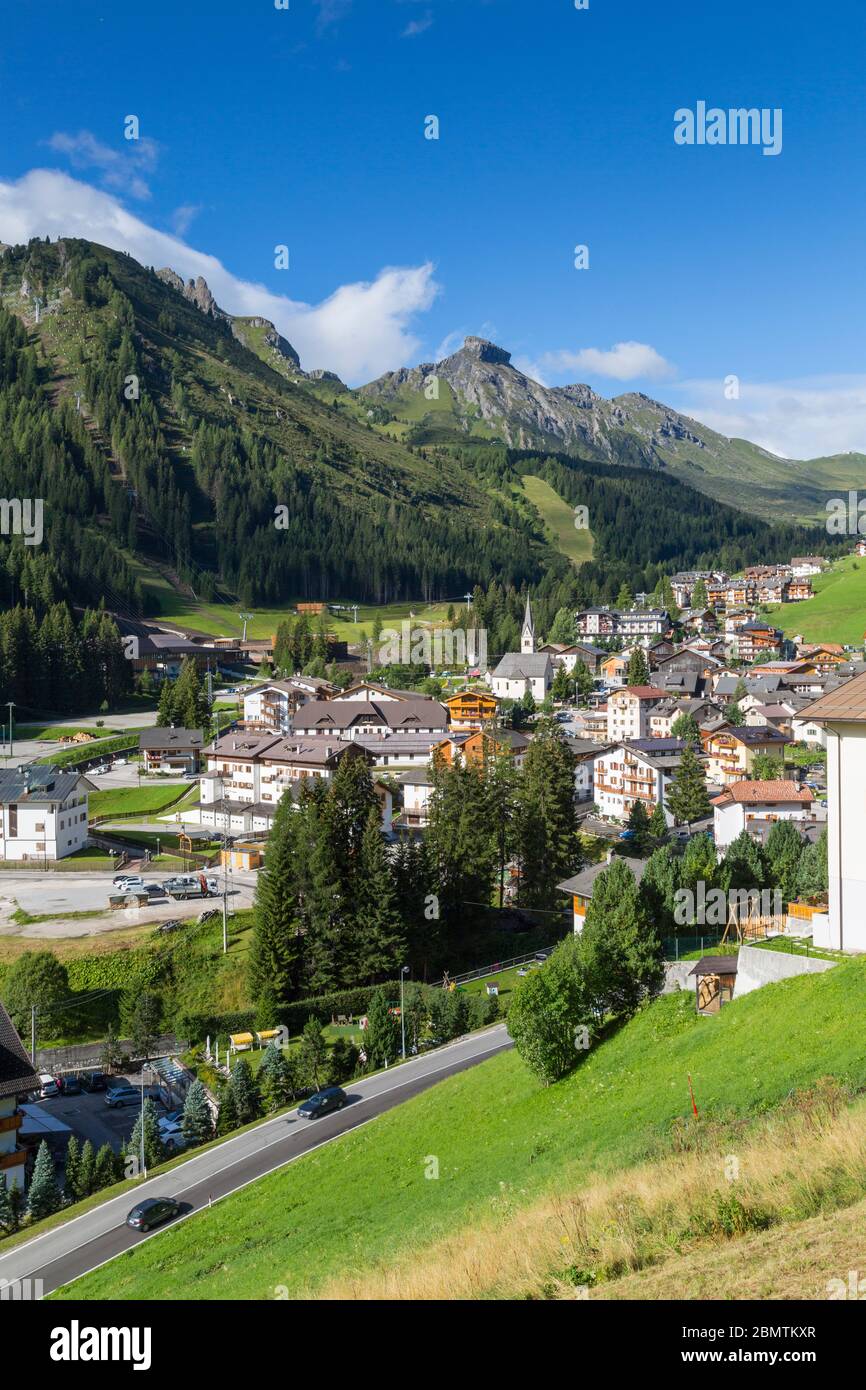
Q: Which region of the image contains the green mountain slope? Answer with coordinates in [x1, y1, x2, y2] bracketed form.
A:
[54, 957, 866, 1301]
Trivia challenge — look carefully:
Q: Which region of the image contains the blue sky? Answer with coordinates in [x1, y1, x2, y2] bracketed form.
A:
[1, 0, 865, 457]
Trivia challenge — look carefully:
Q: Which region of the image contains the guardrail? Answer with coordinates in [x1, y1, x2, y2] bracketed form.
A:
[442, 949, 552, 988]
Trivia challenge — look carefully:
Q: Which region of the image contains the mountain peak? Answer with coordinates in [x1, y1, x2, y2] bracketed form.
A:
[452, 336, 512, 366]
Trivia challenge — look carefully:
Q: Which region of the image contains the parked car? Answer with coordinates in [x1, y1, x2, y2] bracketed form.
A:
[297, 1086, 347, 1119]
[36, 1073, 60, 1099]
[80, 1071, 109, 1092]
[157, 919, 184, 934]
[56, 1073, 81, 1096]
[125, 1197, 181, 1233]
[91, 764, 109, 776]
[160, 1110, 183, 1127]
[105, 1085, 141, 1109]
[143, 882, 164, 897]
[159, 1125, 189, 1154]
[113, 874, 144, 889]
[618, 829, 636, 840]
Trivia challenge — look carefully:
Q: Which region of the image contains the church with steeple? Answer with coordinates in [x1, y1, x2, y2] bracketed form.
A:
[520, 595, 535, 654]
[487, 593, 552, 703]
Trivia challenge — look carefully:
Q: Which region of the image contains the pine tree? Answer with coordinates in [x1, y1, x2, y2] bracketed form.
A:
[692, 577, 708, 608]
[665, 744, 711, 830]
[94, 1144, 120, 1191]
[579, 859, 664, 1015]
[649, 800, 668, 838]
[298, 1018, 329, 1090]
[363, 990, 399, 1069]
[720, 830, 769, 894]
[626, 798, 651, 851]
[0, 1179, 15, 1232]
[181, 1080, 214, 1145]
[129, 1100, 165, 1171]
[78, 1140, 96, 1197]
[354, 810, 406, 982]
[514, 727, 580, 909]
[27, 1141, 63, 1220]
[229, 1058, 260, 1125]
[626, 646, 650, 686]
[766, 820, 804, 903]
[64, 1135, 82, 1202]
[216, 1082, 238, 1136]
[249, 791, 304, 1018]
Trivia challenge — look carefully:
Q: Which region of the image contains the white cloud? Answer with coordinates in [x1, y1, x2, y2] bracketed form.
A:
[46, 130, 158, 200]
[403, 11, 433, 36]
[536, 341, 676, 382]
[170, 204, 203, 237]
[0, 169, 440, 384]
[511, 355, 550, 386]
[669, 375, 866, 461]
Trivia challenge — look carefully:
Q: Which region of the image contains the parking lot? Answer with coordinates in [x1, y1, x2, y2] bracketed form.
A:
[27, 1076, 176, 1156]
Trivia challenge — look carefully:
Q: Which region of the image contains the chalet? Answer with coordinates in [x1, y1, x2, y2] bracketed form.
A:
[617, 609, 670, 640]
[606, 686, 668, 742]
[796, 644, 848, 674]
[743, 703, 796, 736]
[594, 738, 692, 825]
[712, 779, 813, 851]
[139, 727, 205, 774]
[733, 621, 783, 663]
[679, 607, 718, 633]
[790, 556, 826, 577]
[702, 725, 790, 785]
[570, 707, 609, 744]
[575, 607, 618, 637]
[785, 578, 814, 602]
[333, 680, 423, 703]
[0, 767, 90, 862]
[433, 727, 528, 770]
[443, 689, 498, 730]
[291, 699, 449, 740]
[393, 770, 433, 830]
[799, 671, 866, 949]
[0, 1000, 40, 1192]
[724, 608, 758, 634]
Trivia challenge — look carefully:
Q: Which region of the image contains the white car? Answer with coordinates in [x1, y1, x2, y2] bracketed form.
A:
[91, 765, 109, 776]
[37, 1073, 60, 1099]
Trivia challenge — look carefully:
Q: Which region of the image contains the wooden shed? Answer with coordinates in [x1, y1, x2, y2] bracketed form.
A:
[689, 955, 739, 1015]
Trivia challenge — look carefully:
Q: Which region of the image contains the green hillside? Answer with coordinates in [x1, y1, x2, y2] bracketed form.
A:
[56, 957, 866, 1301]
[767, 553, 866, 645]
[521, 474, 594, 566]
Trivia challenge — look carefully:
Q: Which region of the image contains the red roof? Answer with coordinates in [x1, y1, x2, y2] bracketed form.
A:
[712, 780, 813, 806]
[618, 686, 668, 699]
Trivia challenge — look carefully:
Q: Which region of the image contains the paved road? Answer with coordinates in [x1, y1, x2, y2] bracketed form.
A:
[0, 1025, 512, 1297]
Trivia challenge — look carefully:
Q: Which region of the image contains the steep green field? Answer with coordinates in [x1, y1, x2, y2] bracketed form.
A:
[55, 957, 866, 1301]
[521, 474, 595, 566]
[767, 553, 866, 645]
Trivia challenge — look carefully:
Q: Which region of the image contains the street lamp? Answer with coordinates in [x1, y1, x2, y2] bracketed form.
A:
[400, 965, 410, 1060]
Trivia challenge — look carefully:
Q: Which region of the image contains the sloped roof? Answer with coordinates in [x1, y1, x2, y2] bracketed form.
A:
[0, 1000, 40, 1100]
[712, 779, 812, 806]
[800, 669, 866, 723]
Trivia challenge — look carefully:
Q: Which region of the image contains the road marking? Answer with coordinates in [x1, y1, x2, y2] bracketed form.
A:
[44, 1033, 513, 1295]
[0, 1028, 510, 1275]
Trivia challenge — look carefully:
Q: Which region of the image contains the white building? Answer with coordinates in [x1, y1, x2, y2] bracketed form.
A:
[790, 714, 828, 748]
[711, 780, 814, 853]
[790, 556, 826, 578]
[0, 767, 90, 862]
[594, 739, 690, 826]
[606, 685, 668, 742]
[801, 676, 866, 950]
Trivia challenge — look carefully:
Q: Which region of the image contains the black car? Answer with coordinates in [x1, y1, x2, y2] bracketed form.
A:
[297, 1086, 347, 1119]
[125, 1197, 181, 1233]
[80, 1071, 109, 1093]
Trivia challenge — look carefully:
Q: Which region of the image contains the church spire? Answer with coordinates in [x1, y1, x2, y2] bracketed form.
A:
[521, 594, 535, 654]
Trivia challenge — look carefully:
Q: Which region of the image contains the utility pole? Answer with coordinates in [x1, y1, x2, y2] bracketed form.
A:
[31, 1004, 36, 1065]
[222, 814, 230, 954]
[464, 591, 472, 611]
[239, 613, 254, 645]
[6, 703, 14, 762]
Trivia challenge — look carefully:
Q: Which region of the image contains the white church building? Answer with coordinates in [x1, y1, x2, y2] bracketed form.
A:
[488, 597, 553, 703]
[801, 672, 866, 951]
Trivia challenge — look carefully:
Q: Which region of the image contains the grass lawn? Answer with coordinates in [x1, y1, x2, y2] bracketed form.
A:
[89, 784, 194, 821]
[766, 553, 866, 645]
[54, 956, 866, 1301]
[521, 475, 594, 567]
